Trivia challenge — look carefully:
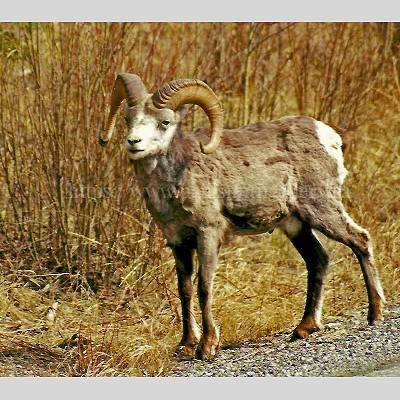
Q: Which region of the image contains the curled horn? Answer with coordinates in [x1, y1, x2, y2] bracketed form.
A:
[152, 79, 223, 154]
[100, 73, 148, 147]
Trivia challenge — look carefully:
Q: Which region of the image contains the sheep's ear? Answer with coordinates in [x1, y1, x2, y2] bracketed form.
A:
[177, 105, 189, 120]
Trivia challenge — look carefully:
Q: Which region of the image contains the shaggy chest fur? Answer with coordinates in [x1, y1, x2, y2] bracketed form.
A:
[133, 151, 202, 245]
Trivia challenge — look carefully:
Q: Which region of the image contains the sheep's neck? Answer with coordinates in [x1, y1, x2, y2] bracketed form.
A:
[131, 143, 190, 224]
[132, 142, 189, 196]
[135, 156, 158, 175]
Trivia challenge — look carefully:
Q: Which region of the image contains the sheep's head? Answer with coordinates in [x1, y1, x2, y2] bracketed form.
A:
[100, 73, 224, 159]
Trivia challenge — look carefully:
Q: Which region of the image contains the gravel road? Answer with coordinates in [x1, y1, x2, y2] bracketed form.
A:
[168, 306, 400, 377]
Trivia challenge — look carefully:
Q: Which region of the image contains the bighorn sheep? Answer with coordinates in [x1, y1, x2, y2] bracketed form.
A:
[100, 73, 385, 361]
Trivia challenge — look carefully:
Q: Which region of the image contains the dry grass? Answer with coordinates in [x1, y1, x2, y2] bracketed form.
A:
[0, 22, 399, 376]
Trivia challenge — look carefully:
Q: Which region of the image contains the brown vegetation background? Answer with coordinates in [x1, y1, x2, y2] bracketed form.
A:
[0, 22, 399, 376]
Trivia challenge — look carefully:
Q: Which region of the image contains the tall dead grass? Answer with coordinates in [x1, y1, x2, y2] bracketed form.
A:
[0, 22, 399, 376]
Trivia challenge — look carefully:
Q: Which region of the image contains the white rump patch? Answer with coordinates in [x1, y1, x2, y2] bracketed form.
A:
[314, 120, 348, 184]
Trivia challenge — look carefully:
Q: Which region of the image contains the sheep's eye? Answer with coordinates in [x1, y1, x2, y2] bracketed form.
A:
[161, 120, 170, 126]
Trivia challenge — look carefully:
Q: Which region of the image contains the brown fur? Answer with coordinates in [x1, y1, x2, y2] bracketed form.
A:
[124, 114, 384, 361]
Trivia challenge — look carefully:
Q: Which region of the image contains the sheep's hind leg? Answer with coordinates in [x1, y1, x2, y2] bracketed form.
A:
[172, 244, 201, 360]
[314, 209, 385, 325]
[283, 220, 330, 340]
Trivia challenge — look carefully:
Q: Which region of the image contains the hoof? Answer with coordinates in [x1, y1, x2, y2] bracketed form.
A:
[194, 328, 220, 361]
[195, 345, 219, 362]
[195, 338, 220, 361]
[291, 322, 321, 342]
[174, 344, 197, 361]
[367, 314, 384, 326]
[367, 307, 384, 326]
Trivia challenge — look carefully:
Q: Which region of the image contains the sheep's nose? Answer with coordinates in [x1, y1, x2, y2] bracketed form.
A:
[128, 138, 141, 146]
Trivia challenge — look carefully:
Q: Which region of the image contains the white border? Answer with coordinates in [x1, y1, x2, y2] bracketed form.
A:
[1, 0, 399, 22]
[0, 376, 394, 400]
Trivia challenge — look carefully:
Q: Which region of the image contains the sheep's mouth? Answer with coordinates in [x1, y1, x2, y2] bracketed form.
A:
[129, 149, 145, 154]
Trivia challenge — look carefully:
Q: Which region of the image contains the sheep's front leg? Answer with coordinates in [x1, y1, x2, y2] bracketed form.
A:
[172, 244, 201, 360]
[196, 228, 220, 361]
